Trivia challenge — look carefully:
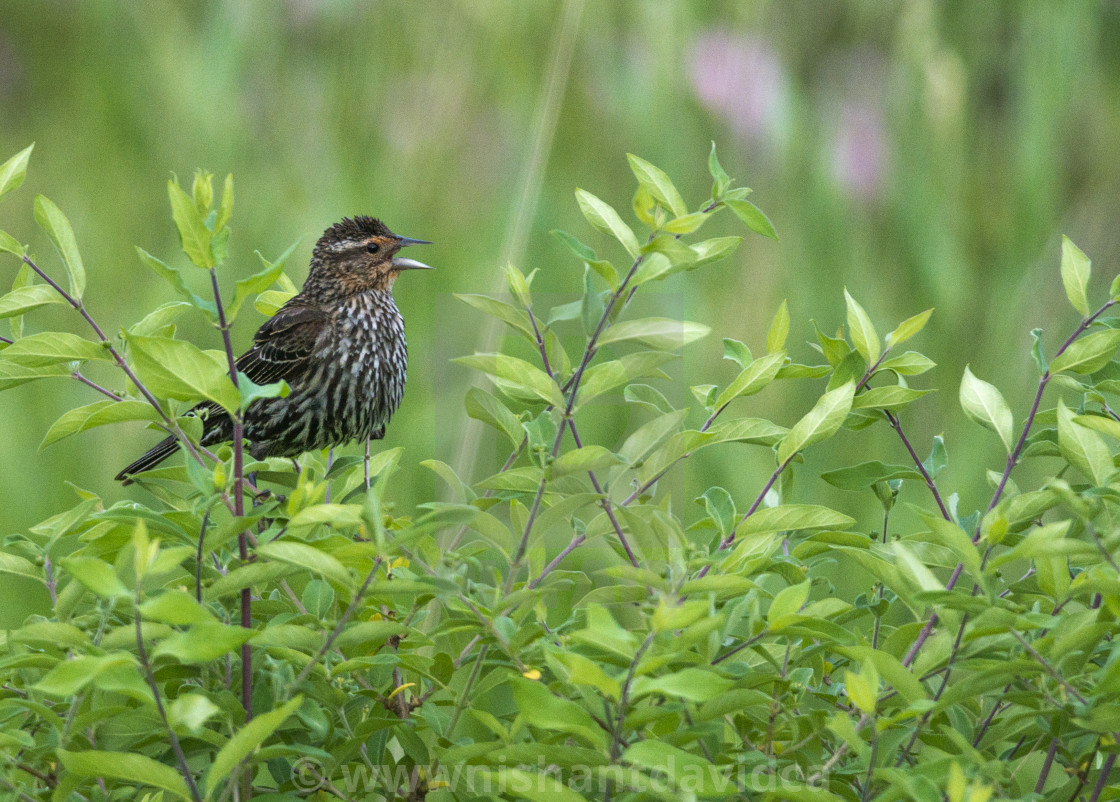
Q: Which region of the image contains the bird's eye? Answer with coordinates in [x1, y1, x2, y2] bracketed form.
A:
[366, 242, 380, 254]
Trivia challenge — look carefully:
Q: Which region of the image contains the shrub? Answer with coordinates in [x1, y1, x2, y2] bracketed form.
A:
[0, 143, 1118, 801]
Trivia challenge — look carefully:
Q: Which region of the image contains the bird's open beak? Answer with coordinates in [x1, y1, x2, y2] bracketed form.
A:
[392, 256, 434, 271]
[393, 236, 433, 270]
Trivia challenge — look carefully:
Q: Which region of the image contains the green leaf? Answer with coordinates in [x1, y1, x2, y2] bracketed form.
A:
[204, 696, 303, 796]
[580, 266, 605, 337]
[169, 693, 221, 734]
[0, 283, 66, 318]
[476, 769, 589, 802]
[136, 246, 217, 316]
[215, 173, 234, 231]
[844, 669, 877, 715]
[632, 667, 734, 702]
[34, 654, 133, 696]
[0, 551, 40, 581]
[713, 351, 785, 411]
[690, 235, 742, 266]
[851, 386, 933, 411]
[662, 211, 710, 234]
[0, 143, 33, 202]
[0, 360, 72, 392]
[168, 177, 214, 268]
[1074, 413, 1120, 441]
[504, 262, 533, 307]
[1, 331, 109, 366]
[879, 350, 936, 376]
[129, 300, 194, 337]
[597, 317, 710, 350]
[254, 289, 296, 316]
[61, 556, 129, 598]
[1057, 398, 1113, 485]
[623, 740, 724, 795]
[154, 621, 255, 663]
[844, 288, 880, 364]
[1030, 327, 1048, 374]
[57, 749, 192, 801]
[1050, 328, 1120, 374]
[766, 299, 789, 353]
[0, 229, 26, 257]
[238, 375, 289, 410]
[623, 383, 674, 414]
[257, 541, 354, 591]
[1060, 235, 1091, 316]
[698, 487, 736, 534]
[738, 504, 855, 537]
[724, 198, 778, 240]
[552, 445, 622, 477]
[579, 351, 676, 403]
[575, 188, 640, 258]
[821, 461, 923, 491]
[456, 293, 534, 337]
[33, 195, 86, 300]
[464, 386, 524, 447]
[140, 589, 217, 625]
[510, 677, 608, 749]
[454, 353, 563, 406]
[549, 649, 621, 699]
[550, 228, 597, 262]
[627, 153, 687, 217]
[41, 400, 161, 448]
[619, 409, 687, 465]
[125, 333, 240, 413]
[722, 338, 752, 369]
[708, 141, 731, 197]
[886, 308, 933, 348]
[226, 241, 299, 319]
[769, 579, 810, 626]
[959, 365, 1014, 453]
[777, 381, 856, 464]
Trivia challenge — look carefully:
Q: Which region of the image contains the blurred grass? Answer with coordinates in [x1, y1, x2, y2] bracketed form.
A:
[3, 0, 1120, 562]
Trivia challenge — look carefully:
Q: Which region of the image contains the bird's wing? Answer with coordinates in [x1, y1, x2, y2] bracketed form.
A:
[236, 302, 329, 386]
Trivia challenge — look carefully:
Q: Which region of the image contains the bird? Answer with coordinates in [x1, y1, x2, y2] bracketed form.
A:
[116, 216, 432, 484]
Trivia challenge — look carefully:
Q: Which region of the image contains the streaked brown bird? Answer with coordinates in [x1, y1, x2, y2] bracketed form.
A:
[116, 216, 432, 483]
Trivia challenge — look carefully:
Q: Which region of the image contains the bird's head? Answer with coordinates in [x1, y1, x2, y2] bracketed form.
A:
[310, 216, 432, 294]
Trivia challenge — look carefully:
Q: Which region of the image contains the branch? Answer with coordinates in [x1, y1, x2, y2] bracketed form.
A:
[885, 411, 951, 521]
[292, 558, 382, 687]
[20, 254, 211, 471]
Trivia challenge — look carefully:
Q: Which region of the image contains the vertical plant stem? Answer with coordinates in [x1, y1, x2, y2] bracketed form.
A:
[207, 269, 251, 743]
[135, 590, 203, 802]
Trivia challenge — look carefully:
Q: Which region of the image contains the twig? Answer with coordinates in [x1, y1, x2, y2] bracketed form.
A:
[292, 558, 383, 687]
[885, 411, 951, 521]
[1035, 737, 1059, 794]
[135, 590, 203, 802]
[21, 254, 210, 471]
[1088, 753, 1117, 802]
[195, 510, 211, 603]
[70, 371, 124, 401]
[528, 533, 586, 589]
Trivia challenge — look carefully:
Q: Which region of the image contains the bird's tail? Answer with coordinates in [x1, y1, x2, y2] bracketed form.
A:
[115, 436, 180, 485]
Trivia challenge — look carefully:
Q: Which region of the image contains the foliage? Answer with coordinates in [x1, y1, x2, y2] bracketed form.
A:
[1, 144, 1119, 802]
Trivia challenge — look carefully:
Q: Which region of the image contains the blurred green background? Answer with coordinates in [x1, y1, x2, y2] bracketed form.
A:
[3, 0, 1120, 579]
